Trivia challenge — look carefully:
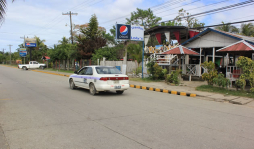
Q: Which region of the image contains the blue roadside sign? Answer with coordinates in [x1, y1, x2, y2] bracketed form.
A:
[25, 43, 36, 47]
[19, 48, 27, 57]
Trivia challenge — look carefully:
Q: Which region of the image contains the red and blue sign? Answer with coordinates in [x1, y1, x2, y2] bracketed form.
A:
[19, 48, 27, 57]
[120, 26, 128, 35]
[116, 24, 131, 40]
[25, 43, 36, 47]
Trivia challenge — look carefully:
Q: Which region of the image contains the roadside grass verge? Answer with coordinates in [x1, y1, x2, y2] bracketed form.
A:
[196, 85, 254, 99]
[1, 64, 18, 67]
[130, 77, 164, 82]
[44, 68, 74, 74]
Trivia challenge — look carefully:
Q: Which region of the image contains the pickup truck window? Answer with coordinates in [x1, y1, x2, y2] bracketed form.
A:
[30, 62, 32, 64]
[33, 62, 38, 64]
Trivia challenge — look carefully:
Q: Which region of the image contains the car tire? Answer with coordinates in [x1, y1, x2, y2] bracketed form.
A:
[22, 66, 27, 70]
[69, 79, 76, 90]
[89, 83, 97, 96]
[116, 91, 124, 94]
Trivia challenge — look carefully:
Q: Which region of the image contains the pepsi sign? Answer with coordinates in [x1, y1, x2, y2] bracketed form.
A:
[116, 24, 131, 40]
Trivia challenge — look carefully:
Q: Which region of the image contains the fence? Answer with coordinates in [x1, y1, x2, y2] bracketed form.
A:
[100, 60, 148, 74]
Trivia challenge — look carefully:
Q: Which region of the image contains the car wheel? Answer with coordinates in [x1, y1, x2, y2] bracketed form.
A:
[116, 91, 124, 94]
[89, 83, 97, 96]
[22, 66, 27, 70]
[69, 79, 76, 90]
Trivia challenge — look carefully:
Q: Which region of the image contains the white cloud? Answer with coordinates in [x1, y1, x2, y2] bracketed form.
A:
[1, 0, 254, 53]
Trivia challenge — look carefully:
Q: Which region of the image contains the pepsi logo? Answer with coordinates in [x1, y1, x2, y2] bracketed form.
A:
[120, 26, 128, 35]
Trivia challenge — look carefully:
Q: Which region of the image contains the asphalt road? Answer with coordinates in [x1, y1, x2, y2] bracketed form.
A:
[1, 65, 254, 149]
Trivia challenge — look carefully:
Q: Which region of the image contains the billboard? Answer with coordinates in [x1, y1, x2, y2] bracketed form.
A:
[131, 26, 144, 41]
[19, 48, 27, 57]
[155, 45, 164, 52]
[115, 24, 131, 40]
[25, 38, 36, 47]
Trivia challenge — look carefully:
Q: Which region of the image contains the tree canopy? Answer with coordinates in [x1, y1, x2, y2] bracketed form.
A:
[76, 14, 106, 59]
[126, 8, 162, 30]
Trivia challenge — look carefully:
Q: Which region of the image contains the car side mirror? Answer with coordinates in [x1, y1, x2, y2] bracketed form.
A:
[74, 71, 78, 74]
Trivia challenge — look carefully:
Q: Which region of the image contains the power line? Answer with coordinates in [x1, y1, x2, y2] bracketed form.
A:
[157, 0, 230, 18]
[190, 19, 254, 29]
[100, 0, 189, 25]
[161, 0, 254, 22]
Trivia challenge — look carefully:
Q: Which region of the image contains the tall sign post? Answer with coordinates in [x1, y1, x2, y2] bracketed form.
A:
[115, 24, 144, 77]
[25, 38, 36, 61]
[19, 48, 27, 64]
[131, 26, 144, 78]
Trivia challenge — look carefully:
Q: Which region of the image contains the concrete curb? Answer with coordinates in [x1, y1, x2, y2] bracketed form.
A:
[129, 84, 196, 97]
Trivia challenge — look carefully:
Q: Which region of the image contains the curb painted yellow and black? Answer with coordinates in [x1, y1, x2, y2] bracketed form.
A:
[129, 84, 196, 97]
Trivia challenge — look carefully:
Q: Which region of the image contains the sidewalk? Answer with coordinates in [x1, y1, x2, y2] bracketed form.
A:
[30, 68, 254, 106]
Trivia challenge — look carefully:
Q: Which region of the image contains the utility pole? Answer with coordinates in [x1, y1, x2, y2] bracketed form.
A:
[62, 11, 78, 44]
[7, 45, 13, 65]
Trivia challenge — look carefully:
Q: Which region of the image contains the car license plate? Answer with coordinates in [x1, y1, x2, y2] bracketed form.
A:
[114, 80, 119, 84]
[114, 86, 121, 89]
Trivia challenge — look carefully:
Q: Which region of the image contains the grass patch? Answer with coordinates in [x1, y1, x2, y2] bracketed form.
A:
[130, 77, 164, 82]
[196, 85, 254, 99]
[44, 68, 74, 74]
[1, 64, 18, 67]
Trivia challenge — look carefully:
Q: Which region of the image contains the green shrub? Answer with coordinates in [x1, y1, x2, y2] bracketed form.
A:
[250, 88, 254, 93]
[201, 61, 218, 85]
[166, 69, 181, 85]
[133, 66, 142, 75]
[236, 75, 246, 91]
[162, 68, 168, 81]
[213, 73, 230, 88]
[146, 59, 156, 77]
[153, 63, 163, 80]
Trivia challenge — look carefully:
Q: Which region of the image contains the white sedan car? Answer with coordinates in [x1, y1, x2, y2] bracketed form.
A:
[68, 66, 129, 95]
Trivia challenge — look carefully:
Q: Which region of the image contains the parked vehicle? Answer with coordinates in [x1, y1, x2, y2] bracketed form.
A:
[69, 66, 129, 95]
[18, 61, 46, 70]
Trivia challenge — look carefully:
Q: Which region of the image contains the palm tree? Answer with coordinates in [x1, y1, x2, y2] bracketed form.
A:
[215, 21, 239, 34]
[0, 0, 14, 26]
[240, 23, 254, 36]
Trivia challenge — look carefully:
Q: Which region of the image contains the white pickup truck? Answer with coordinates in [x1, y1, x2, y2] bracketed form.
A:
[18, 61, 46, 70]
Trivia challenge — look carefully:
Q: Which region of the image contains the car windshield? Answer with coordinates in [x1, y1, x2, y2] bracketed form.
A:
[95, 67, 122, 74]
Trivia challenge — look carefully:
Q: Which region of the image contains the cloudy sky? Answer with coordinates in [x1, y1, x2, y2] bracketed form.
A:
[1, 0, 254, 52]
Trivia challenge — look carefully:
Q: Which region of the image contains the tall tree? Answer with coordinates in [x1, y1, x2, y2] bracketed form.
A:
[174, 9, 205, 28]
[0, 0, 14, 26]
[76, 14, 106, 59]
[161, 21, 181, 26]
[215, 21, 239, 33]
[126, 8, 162, 30]
[127, 42, 143, 67]
[240, 23, 254, 36]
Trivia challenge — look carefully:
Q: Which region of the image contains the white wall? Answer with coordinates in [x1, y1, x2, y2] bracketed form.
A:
[100, 60, 147, 74]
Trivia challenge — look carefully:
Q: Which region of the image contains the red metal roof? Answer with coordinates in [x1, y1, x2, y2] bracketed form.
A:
[162, 45, 199, 55]
[217, 40, 254, 52]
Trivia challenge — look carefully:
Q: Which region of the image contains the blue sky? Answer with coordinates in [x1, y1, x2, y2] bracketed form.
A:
[0, 0, 253, 53]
